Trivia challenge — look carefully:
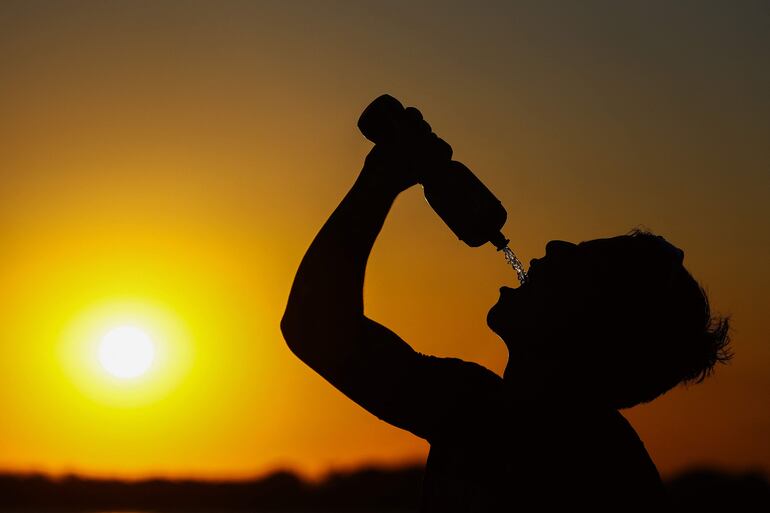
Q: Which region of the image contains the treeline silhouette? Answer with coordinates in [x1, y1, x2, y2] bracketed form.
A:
[1, 464, 767, 512]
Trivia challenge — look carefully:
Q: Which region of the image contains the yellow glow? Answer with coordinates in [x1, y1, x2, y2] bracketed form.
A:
[59, 299, 193, 407]
[99, 326, 155, 379]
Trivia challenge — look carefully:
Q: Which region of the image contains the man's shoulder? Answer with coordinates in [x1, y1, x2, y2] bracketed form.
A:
[412, 354, 506, 442]
[416, 353, 504, 392]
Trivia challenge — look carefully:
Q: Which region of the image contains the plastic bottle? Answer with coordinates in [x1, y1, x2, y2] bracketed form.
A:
[358, 94, 510, 250]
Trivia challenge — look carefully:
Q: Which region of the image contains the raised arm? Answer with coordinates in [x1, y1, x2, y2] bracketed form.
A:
[280, 142, 405, 343]
[279, 144, 421, 424]
[280, 108, 503, 440]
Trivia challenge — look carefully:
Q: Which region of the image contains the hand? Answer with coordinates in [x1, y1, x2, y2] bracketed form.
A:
[359, 106, 453, 195]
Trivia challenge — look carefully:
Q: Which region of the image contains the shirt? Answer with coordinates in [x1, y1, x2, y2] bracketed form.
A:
[410, 356, 672, 512]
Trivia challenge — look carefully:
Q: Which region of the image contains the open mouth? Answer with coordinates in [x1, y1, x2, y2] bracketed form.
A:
[500, 273, 531, 294]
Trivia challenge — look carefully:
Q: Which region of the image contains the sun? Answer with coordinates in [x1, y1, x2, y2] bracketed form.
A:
[98, 326, 156, 379]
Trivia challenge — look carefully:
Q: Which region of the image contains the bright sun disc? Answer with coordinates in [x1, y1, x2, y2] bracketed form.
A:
[99, 326, 155, 379]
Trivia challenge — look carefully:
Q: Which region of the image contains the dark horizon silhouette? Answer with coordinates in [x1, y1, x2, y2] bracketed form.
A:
[1, 465, 766, 512]
[281, 95, 733, 511]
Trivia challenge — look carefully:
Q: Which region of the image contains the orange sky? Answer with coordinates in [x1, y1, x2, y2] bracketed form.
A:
[0, 1, 768, 480]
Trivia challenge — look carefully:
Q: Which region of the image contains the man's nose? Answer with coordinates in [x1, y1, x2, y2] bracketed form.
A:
[545, 240, 577, 257]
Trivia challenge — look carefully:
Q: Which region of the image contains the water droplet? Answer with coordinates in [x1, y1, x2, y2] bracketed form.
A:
[502, 246, 528, 285]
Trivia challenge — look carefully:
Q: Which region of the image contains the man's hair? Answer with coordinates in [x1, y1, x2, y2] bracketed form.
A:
[601, 229, 733, 409]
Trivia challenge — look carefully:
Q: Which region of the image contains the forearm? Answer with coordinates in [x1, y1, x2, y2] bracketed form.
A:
[281, 168, 401, 354]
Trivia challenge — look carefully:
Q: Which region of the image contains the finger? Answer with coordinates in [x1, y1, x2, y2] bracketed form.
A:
[404, 120, 432, 143]
[404, 106, 423, 122]
[425, 135, 453, 161]
[436, 137, 453, 160]
[404, 107, 432, 136]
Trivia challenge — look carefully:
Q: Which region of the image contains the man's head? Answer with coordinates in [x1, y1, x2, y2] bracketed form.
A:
[487, 229, 732, 409]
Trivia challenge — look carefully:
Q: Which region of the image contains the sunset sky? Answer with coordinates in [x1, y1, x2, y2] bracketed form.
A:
[1, 1, 768, 481]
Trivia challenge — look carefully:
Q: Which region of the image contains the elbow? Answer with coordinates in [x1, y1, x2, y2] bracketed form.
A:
[280, 309, 332, 369]
[280, 308, 308, 356]
[280, 306, 362, 362]
[280, 306, 326, 359]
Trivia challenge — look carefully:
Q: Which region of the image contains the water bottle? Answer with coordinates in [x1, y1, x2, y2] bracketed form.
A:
[358, 94, 510, 251]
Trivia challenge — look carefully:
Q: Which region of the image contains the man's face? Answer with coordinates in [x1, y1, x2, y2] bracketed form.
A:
[486, 235, 659, 346]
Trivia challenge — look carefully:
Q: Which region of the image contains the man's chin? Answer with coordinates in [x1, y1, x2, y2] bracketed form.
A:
[486, 299, 509, 334]
[487, 285, 526, 335]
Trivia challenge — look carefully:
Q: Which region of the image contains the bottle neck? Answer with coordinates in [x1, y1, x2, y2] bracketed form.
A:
[490, 232, 510, 251]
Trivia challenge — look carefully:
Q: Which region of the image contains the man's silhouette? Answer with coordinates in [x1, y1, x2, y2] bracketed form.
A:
[280, 100, 732, 511]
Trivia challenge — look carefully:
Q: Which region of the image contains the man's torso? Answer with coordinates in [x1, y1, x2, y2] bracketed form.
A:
[419, 402, 670, 511]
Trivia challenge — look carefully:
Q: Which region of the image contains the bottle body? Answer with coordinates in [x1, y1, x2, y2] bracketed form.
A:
[358, 94, 509, 250]
[422, 161, 508, 249]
